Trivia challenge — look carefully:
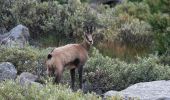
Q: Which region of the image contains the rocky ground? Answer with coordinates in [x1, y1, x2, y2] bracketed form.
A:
[1, 61, 170, 100]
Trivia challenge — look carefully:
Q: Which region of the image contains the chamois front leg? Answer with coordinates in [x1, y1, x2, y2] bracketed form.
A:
[54, 73, 61, 84]
[70, 68, 75, 90]
[54, 67, 63, 84]
[78, 65, 83, 89]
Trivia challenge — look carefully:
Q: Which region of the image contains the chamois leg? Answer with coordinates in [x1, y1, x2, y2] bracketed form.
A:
[78, 65, 83, 89]
[54, 73, 61, 83]
[54, 67, 63, 84]
[70, 68, 75, 90]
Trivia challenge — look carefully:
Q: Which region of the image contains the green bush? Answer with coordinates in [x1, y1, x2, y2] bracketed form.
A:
[0, 0, 169, 56]
[84, 48, 170, 91]
[0, 0, 98, 45]
[0, 0, 16, 30]
[0, 46, 53, 74]
[11, 0, 64, 39]
[149, 13, 170, 32]
[114, 1, 151, 20]
[97, 0, 169, 56]
[0, 80, 101, 100]
[144, 0, 170, 13]
[115, 15, 152, 48]
[100, 14, 153, 58]
[91, 2, 153, 58]
[159, 51, 170, 66]
[148, 13, 170, 54]
[128, 0, 170, 13]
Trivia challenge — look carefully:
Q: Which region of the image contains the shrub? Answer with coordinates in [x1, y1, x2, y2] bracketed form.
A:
[159, 50, 170, 66]
[98, 13, 153, 59]
[0, 46, 53, 74]
[148, 13, 170, 54]
[88, 1, 153, 58]
[97, 0, 169, 56]
[0, 0, 17, 30]
[144, 0, 170, 13]
[114, 1, 151, 20]
[0, 80, 101, 100]
[149, 13, 170, 32]
[11, 0, 63, 39]
[0, 0, 99, 45]
[84, 48, 170, 92]
[115, 16, 152, 48]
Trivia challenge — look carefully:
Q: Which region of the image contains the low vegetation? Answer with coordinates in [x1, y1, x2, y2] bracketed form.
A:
[0, 46, 53, 74]
[0, 0, 169, 56]
[0, 0, 170, 99]
[85, 48, 170, 92]
[1, 46, 170, 94]
[0, 80, 101, 100]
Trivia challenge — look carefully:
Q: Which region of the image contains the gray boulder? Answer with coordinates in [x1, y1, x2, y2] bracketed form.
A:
[0, 24, 30, 48]
[0, 62, 17, 81]
[17, 72, 42, 87]
[104, 80, 170, 100]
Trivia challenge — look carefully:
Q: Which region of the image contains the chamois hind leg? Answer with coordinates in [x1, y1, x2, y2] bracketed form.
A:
[78, 65, 83, 89]
[70, 68, 75, 90]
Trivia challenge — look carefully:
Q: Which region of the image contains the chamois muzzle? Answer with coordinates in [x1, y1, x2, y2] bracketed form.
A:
[84, 32, 93, 45]
[89, 40, 93, 45]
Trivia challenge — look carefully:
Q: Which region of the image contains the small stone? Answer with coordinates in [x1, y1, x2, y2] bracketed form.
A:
[17, 72, 42, 87]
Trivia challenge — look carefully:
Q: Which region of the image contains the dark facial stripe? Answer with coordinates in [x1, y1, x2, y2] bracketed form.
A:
[51, 48, 55, 53]
[85, 34, 90, 42]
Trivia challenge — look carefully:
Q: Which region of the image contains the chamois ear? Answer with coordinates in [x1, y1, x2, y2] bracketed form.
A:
[47, 54, 52, 59]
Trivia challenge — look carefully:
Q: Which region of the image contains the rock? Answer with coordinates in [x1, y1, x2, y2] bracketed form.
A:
[0, 24, 30, 48]
[104, 90, 120, 97]
[104, 80, 170, 100]
[17, 72, 42, 87]
[0, 62, 17, 81]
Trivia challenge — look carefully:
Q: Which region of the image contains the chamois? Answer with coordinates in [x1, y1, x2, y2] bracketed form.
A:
[45, 26, 95, 90]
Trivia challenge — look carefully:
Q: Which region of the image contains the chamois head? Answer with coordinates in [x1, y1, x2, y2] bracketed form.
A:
[83, 25, 95, 45]
[46, 51, 55, 77]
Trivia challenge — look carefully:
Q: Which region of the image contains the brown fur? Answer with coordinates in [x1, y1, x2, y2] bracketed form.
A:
[46, 43, 89, 70]
[45, 31, 93, 89]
